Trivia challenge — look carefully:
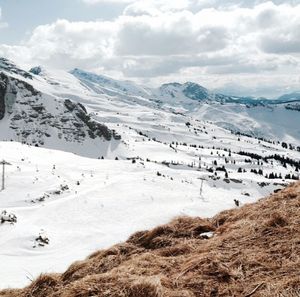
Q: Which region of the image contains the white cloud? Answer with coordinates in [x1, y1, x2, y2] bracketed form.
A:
[124, 0, 191, 13]
[1, 1, 300, 97]
[82, 0, 190, 8]
[194, 0, 300, 9]
[115, 13, 229, 56]
[257, 3, 300, 54]
[82, 0, 135, 4]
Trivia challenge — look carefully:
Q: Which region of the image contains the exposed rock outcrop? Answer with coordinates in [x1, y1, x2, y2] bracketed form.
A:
[0, 73, 7, 120]
[0, 72, 121, 147]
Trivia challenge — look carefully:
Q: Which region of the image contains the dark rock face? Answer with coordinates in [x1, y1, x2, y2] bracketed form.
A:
[64, 99, 121, 141]
[1, 68, 121, 150]
[182, 82, 209, 101]
[0, 58, 32, 79]
[0, 73, 8, 120]
[12, 77, 40, 97]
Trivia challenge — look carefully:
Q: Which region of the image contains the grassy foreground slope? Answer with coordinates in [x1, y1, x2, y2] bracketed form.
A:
[1, 182, 299, 297]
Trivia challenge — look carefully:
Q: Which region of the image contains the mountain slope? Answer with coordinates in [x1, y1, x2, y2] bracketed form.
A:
[70, 68, 152, 99]
[66, 68, 300, 143]
[191, 103, 300, 142]
[0, 59, 121, 158]
[1, 182, 299, 297]
[1, 59, 300, 147]
[0, 58, 299, 289]
[157, 81, 300, 105]
[152, 81, 300, 142]
[277, 91, 300, 103]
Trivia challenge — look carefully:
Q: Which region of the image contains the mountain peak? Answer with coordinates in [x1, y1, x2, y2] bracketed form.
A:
[183, 81, 206, 89]
[277, 92, 300, 103]
[160, 82, 183, 88]
[182, 81, 209, 101]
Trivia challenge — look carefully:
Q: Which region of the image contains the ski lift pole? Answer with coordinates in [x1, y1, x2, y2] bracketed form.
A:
[199, 177, 205, 199]
[1, 160, 11, 191]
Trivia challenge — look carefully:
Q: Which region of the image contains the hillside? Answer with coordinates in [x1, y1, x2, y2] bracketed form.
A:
[0, 58, 121, 158]
[0, 139, 284, 289]
[1, 182, 299, 297]
[0, 58, 300, 289]
[2, 1, 300, 296]
[1, 58, 300, 150]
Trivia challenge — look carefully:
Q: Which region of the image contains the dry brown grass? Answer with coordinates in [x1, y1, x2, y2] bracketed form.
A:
[1, 182, 300, 297]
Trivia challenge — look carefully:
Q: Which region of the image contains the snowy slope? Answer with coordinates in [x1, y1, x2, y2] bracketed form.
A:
[1, 116, 299, 288]
[151, 82, 300, 143]
[191, 103, 300, 143]
[0, 58, 300, 289]
[1, 137, 299, 288]
[65, 69, 300, 144]
[70, 68, 152, 99]
[0, 59, 121, 158]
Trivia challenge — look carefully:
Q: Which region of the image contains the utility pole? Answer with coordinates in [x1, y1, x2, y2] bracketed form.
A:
[1, 160, 11, 191]
[199, 177, 205, 200]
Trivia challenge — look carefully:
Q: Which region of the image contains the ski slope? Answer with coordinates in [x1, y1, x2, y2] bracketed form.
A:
[0, 141, 282, 288]
[0, 59, 299, 289]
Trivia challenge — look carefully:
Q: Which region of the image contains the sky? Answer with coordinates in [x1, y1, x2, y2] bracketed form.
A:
[0, 0, 300, 98]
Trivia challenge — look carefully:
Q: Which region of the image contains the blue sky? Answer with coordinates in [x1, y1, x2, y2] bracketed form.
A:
[0, 0, 300, 97]
[0, 0, 125, 44]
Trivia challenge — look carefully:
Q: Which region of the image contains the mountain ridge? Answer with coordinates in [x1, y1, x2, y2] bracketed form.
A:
[69, 67, 300, 106]
[1, 57, 300, 105]
[1, 57, 300, 151]
[0, 58, 121, 158]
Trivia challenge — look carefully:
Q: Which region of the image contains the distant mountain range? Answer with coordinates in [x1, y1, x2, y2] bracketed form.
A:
[1, 57, 300, 150]
[70, 67, 300, 106]
[158, 81, 300, 105]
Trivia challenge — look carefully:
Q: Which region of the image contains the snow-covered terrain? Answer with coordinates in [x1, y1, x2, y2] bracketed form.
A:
[0, 58, 299, 288]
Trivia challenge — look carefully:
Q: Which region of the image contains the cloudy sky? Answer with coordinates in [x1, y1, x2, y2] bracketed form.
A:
[0, 0, 300, 97]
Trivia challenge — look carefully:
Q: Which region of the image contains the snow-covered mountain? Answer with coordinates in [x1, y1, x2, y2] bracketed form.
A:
[0, 58, 299, 289]
[68, 68, 300, 144]
[1, 58, 299, 149]
[0, 59, 121, 158]
[70, 68, 152, 99]
[277, 91, 300, 103]
[156, 81, 253, 104]
[156, 80, 300, 105]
